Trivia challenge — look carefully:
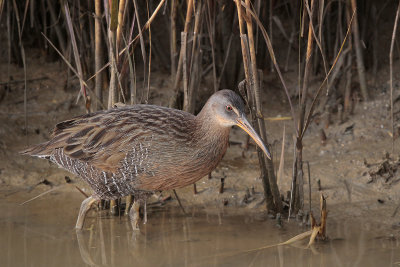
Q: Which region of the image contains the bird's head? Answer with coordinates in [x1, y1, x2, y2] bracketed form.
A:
[204, 89, 271, 159]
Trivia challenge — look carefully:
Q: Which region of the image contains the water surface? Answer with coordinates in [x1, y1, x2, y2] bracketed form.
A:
[0, 190, 399, 267]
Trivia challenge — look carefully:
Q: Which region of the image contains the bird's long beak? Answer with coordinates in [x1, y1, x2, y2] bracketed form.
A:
[236, 115, 271, 159]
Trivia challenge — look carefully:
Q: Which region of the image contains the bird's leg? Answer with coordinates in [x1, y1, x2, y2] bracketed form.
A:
[124, 195, 133, 215]
[110, 199, 119, 215]
[193, 183, 198, 194]
[143, 199, 147, 224]
[128, 200, 140, 230]
[76, 196, 97, 229]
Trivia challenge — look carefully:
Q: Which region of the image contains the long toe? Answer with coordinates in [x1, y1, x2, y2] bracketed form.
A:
[76, 196, 97, 229]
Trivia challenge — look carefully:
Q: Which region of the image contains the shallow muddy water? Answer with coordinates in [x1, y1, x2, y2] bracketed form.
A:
[0, 190, 399, 267]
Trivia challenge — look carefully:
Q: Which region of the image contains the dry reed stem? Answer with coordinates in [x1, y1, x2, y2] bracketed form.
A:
[216, 229, 314, 258]
[12, 0, 27, 143]
[107, 32, 117, 109]
[205, 0, 217, 92]
[301, 10, 355, 138]
[350, 0, 369, 101]
[277, 125, 285, 185]
[110, 0, 118, 31]
[292, 0, 317, 214]
[246, 0, 282, 212]
[116, 0, 126, 52]
[389, 0, 400, 154]
[300, 0, 316, 129]
[20, 0, 28, 35]
[119, 0, 166, 56]
[240, 1, 297, 135]
[0, 0, 4, 19]
[181, 32, 189, 111]
[170, 0, 194, 108]
[170, 0, 177, 78]
[216, 32, 234, 89]
[46, 0, 66, 54]
[20, 186, 61, 206]
[235, 0, 275, 211]
[64, 2, 88, 109]
[94, 0, 103, 111]
[198, 228, 315, 263]
[304, 0, 329, 93]
[132, 0, 147, 96]
[344, 51, 353, 113]
[319, 194, 327, 237]
[306, 161, 311, 214]
[122, 34, 137, 105]
[6, 0, 10, 91]
[268, 0, 273, 72]
[235, 0, 251, 88]
[344, 5, 353, 115]
[145, 1, 152, 103]
[264, 116, 292, 121]
[186, 0, 203, 113]
[28, 0, 32, 27]
[189, 0, 202, 82]
[87, 0, 166, 84]
[41, 33, 105, 110]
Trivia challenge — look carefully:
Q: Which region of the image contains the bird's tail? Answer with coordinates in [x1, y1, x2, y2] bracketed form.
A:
[20, 142, 52, 158]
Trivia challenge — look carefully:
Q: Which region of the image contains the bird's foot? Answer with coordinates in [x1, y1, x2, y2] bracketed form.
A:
[129, 201, 140, 230]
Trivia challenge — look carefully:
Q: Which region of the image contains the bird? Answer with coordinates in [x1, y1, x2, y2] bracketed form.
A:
[21, 89, 271, 230]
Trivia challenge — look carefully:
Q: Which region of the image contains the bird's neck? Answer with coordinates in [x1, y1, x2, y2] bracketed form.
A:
[193, 109, 231, 152]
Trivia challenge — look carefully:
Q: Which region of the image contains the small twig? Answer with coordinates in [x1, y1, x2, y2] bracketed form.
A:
[173, 189, 187, 215]
[20, 186, 60, 205]
[0, 76, 48, 86]
[392, 203, 400, 217]
[75, 186, 89, 198]
[219, 178, 225, 194]
[306, 161, 311, 215]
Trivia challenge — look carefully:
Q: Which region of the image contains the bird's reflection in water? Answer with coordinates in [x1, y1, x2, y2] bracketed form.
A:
[75, 206, 192, 266]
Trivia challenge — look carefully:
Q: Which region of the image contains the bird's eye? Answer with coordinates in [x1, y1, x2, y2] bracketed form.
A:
[225, 105, 233, 112]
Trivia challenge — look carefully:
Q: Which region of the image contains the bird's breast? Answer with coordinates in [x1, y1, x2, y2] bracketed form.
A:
[135, 129, 230, 191]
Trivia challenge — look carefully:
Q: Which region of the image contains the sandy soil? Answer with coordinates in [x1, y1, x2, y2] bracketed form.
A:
[1, 49, 399, 238]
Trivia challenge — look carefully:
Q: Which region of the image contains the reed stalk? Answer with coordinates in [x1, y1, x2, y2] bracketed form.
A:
[169, 0, 194, 108]
[245, 0, 282, 212]
[350, 0, 369, 101]
[389, 0, 400, 154]
[94, 0, 103, 111]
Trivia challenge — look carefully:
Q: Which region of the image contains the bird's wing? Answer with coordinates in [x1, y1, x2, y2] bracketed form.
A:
[27, 107, 156, 173]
